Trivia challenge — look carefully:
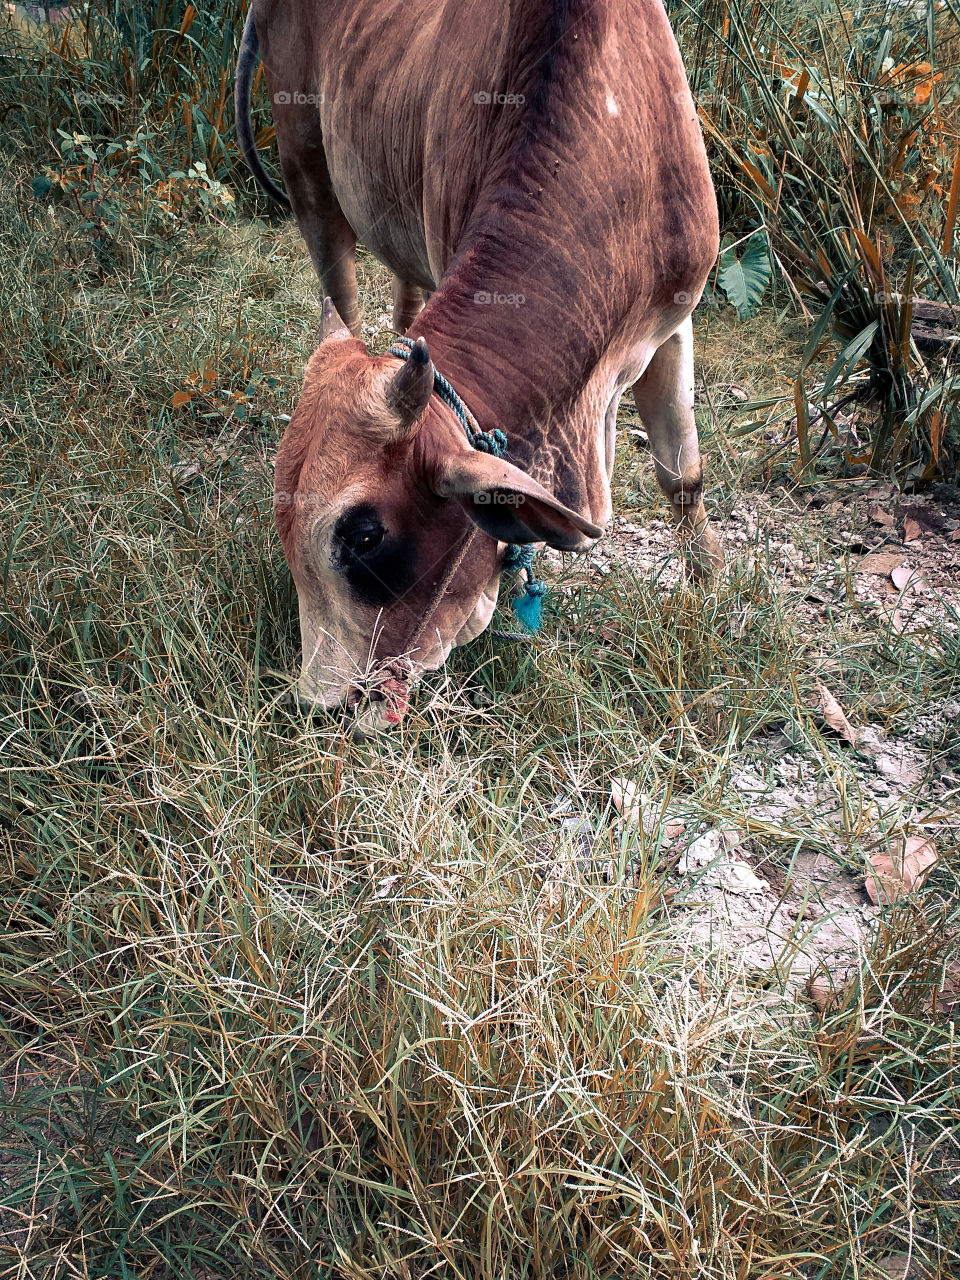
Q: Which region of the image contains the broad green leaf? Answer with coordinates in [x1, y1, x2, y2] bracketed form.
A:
[718, 233, 772, 319]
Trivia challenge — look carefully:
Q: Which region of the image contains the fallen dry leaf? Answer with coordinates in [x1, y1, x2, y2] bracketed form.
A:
[865, 835, 938, 905]
[869, 1253, 922, 1279]
[930, 960, 960, 1022]
[807, 682, 859, 746]
[610, 779, 686, 843]
[902, 517, 923, 543]
[869, 505, 895, 527]
[866, 854, 901, 905]
[901, 503, 946, 533]
[856, 551, 907, 578]
[951, 528, 960, 544]
[807, 973, 842, 1011]
[875, 598, 906, 634]
[610, 778, 641, 824]
[890, 565, 924, 593]
[902, 834, 938, 886]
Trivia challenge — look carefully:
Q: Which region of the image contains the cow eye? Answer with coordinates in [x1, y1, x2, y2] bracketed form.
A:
[345, 524, 385, 557]
[338, 518, 385, 560]
[332, 505, 413, 605]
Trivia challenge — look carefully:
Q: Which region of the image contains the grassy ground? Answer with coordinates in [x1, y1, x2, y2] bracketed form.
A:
[1, 135, 959, 1280]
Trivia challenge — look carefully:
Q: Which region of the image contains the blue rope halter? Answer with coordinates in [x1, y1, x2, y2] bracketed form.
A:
[388, 335, 546, 633]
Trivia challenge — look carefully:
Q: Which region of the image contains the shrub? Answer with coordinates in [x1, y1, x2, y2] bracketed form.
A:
[675, 0, 960, 478]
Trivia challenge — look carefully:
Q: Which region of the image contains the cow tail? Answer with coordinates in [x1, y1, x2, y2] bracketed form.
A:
[235, 6, 291, 208]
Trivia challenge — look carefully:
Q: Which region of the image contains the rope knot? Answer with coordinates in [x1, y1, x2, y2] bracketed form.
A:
[502, 543, 535, 574]
[472, 429, 508, 457]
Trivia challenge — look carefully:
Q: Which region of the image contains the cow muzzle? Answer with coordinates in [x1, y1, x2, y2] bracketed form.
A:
[295, 657, 417, 737]
[345, 657, 417, 736]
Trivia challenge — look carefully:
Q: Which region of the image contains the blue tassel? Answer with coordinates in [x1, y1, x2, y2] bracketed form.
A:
[512, 576, 546, 633]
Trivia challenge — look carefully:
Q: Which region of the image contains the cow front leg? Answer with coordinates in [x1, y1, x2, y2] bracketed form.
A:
[391, 279, 426, 333]
[631, 317, 723, 580]
[288, 193, 361, 337]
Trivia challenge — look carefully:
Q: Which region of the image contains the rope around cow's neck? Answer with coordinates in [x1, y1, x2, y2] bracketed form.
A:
[388, 336, 546, 633]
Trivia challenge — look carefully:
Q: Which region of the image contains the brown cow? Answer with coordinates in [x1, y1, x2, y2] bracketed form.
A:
[236, 0, 721, 732]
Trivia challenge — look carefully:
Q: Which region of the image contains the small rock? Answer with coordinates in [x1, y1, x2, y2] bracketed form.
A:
[869, 1254, 923, 1279]
[704, 859, 769, 895]
[678, 828, 744, 873]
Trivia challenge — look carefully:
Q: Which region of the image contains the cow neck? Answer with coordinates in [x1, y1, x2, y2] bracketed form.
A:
[410, 286, 590, 479]
[406, 193, 626, 489]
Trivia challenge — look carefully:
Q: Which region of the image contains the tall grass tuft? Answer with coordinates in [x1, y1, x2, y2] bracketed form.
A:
[0, 0, 275, 195]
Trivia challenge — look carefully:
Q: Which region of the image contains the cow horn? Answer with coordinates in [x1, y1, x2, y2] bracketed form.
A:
[319, 296, 352, 343]
[386, 336, 434, 433]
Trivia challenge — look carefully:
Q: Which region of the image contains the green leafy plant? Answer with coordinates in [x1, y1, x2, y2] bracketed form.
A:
[675, 0, 960, 478]
[0, 0, 276, 198]
[717, 230, 772, 318]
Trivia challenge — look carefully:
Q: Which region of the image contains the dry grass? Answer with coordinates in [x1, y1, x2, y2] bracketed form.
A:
[0, 10, 959, 1279]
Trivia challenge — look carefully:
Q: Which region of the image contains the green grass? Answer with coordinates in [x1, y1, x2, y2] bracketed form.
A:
[1, 30, 960, 1280]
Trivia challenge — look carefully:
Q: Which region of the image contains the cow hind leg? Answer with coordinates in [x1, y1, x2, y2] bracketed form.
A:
[631, 317, 723, 580]
[271, 108, 362, 336]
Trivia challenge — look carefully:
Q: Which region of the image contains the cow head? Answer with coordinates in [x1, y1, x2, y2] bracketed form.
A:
[274, 299, 602, 731]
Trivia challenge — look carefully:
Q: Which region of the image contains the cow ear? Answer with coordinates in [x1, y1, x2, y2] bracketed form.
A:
[319, 296, 352, 343]
[432, 451, 603, 551]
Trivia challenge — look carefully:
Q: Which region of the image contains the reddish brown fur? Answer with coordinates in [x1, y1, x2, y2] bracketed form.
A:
[252, 0, 722, 719]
